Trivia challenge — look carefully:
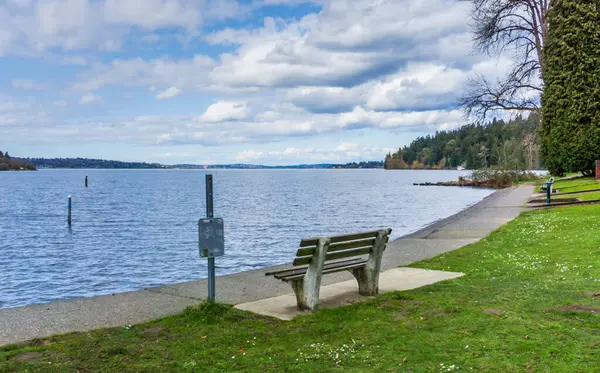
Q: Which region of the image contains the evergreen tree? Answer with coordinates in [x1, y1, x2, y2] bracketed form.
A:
[385, 114, 542, 170]
[542, 0, 600, 176]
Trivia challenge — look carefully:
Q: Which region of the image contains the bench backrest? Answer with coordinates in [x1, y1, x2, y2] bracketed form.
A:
[292, 229, 392, 266]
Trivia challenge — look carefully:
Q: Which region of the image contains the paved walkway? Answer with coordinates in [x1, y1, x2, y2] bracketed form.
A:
[0, 184, 535, 346]
[235, 268, 465, 320]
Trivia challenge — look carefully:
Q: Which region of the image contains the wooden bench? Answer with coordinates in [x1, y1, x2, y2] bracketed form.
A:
[265, 228, 392, 311]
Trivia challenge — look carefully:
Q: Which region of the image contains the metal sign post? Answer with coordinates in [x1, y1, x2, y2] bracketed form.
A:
[199, 174, 224, 303]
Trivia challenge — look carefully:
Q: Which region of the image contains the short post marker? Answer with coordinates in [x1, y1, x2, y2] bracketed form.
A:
[68, 195, 72, 225]
[85, 175, 88, 187]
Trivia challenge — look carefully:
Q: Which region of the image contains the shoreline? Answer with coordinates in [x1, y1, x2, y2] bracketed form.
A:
[0, 185, 534, 346]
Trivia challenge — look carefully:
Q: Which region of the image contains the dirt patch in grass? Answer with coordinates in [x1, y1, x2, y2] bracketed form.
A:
[483, 308, 504, 316]
[12, 351, 45, 363]
[584, 291, 600, 298]
[28, 338, 53, 347]
[391, 308, 410, 320]
[11, 350, 62, 363]
[140, 325, 165, 338]
[543, 305, 600, 313]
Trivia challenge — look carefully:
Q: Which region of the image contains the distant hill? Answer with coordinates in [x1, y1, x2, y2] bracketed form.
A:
[28, 158, 167, 169]
[171, 163, 336, 169]
[26, 157, 384, 170]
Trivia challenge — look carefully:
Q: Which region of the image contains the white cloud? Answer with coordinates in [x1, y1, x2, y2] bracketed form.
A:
[103, 0, 202, 30]
[7, 0, 33, 7]
[199, 101, 249, 122]
[206, 0, 473, 90]
[73, 55, 215, 91]
[286, 85, 364, 113]
[1, 101, 466, 150]
[337, 106, 464, 130]
[255, 110, 282, 121]
[0, 0, 210, 56]
[79, 92, 102, 105]
[156, 86, 181, 100]
[235, 149, 263, 162]
[0, 95, 47, 127]
[365, 63, 466, 111]
[66, 0, 492, 121]
[12, 79, 47, 90]
[334, 142, 358, 152]
[62, 55, 87, 65]
[235, 142, 393, 164]
[205, 27, 252, 45]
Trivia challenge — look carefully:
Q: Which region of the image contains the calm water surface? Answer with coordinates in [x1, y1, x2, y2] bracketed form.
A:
[0, 169, 493, 308]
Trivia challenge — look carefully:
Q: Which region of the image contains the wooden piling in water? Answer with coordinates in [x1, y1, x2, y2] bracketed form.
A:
[85, 175, 88, 187]
[68, 195, 72, 225]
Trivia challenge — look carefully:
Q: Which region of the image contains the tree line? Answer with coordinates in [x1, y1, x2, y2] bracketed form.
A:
[385, 114, 542, 170]
[0, 151, 36, 171]
[330, 161, 384, 169]
[28, 158, 167, 169]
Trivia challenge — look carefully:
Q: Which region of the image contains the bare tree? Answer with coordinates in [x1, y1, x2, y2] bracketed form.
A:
[460, 0, 550, 120]
[522, 132, 540, 169]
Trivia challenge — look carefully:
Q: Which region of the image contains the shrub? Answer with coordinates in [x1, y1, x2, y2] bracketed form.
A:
[466, 169, 542, 188]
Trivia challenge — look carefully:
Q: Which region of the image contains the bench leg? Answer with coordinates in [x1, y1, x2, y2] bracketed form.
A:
[290, 277, 320, 311]
[350, 229, 388, 296]
[290, 279, 308, 310]
[350, 267, 378, 296]
[292, 238, 329, 311]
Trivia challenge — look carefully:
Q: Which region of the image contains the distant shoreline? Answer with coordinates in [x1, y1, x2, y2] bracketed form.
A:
[27, 157, 384, 170]
[32, 167, 476, 171]
[35, 167, 389, 170]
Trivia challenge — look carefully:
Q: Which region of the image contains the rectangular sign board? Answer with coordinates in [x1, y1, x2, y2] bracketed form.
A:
[198, 218, 224, 257]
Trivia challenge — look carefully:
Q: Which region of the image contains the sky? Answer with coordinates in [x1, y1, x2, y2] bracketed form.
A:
[0, 0, 512, 165]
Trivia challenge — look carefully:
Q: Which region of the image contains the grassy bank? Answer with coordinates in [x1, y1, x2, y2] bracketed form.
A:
[542, 177, 600, 202]
[3, 187, 600, 372]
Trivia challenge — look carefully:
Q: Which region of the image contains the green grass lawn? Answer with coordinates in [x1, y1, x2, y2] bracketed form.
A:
[552, 191, 600, 202]
[538, 176, 600, 194]
[3, 206, 600, 371]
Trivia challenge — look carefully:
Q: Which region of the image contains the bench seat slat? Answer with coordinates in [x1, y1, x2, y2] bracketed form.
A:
[277, 260, 367, 281]
[295, 237, 376, 257]
[293, 246, 372, 266]
[265, 258, 364, 277]
[300, 230, 380, 247]
[325, 247, 371, 261]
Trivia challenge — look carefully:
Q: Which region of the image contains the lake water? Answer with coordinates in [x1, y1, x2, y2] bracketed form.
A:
[0, 169, 493, 309]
